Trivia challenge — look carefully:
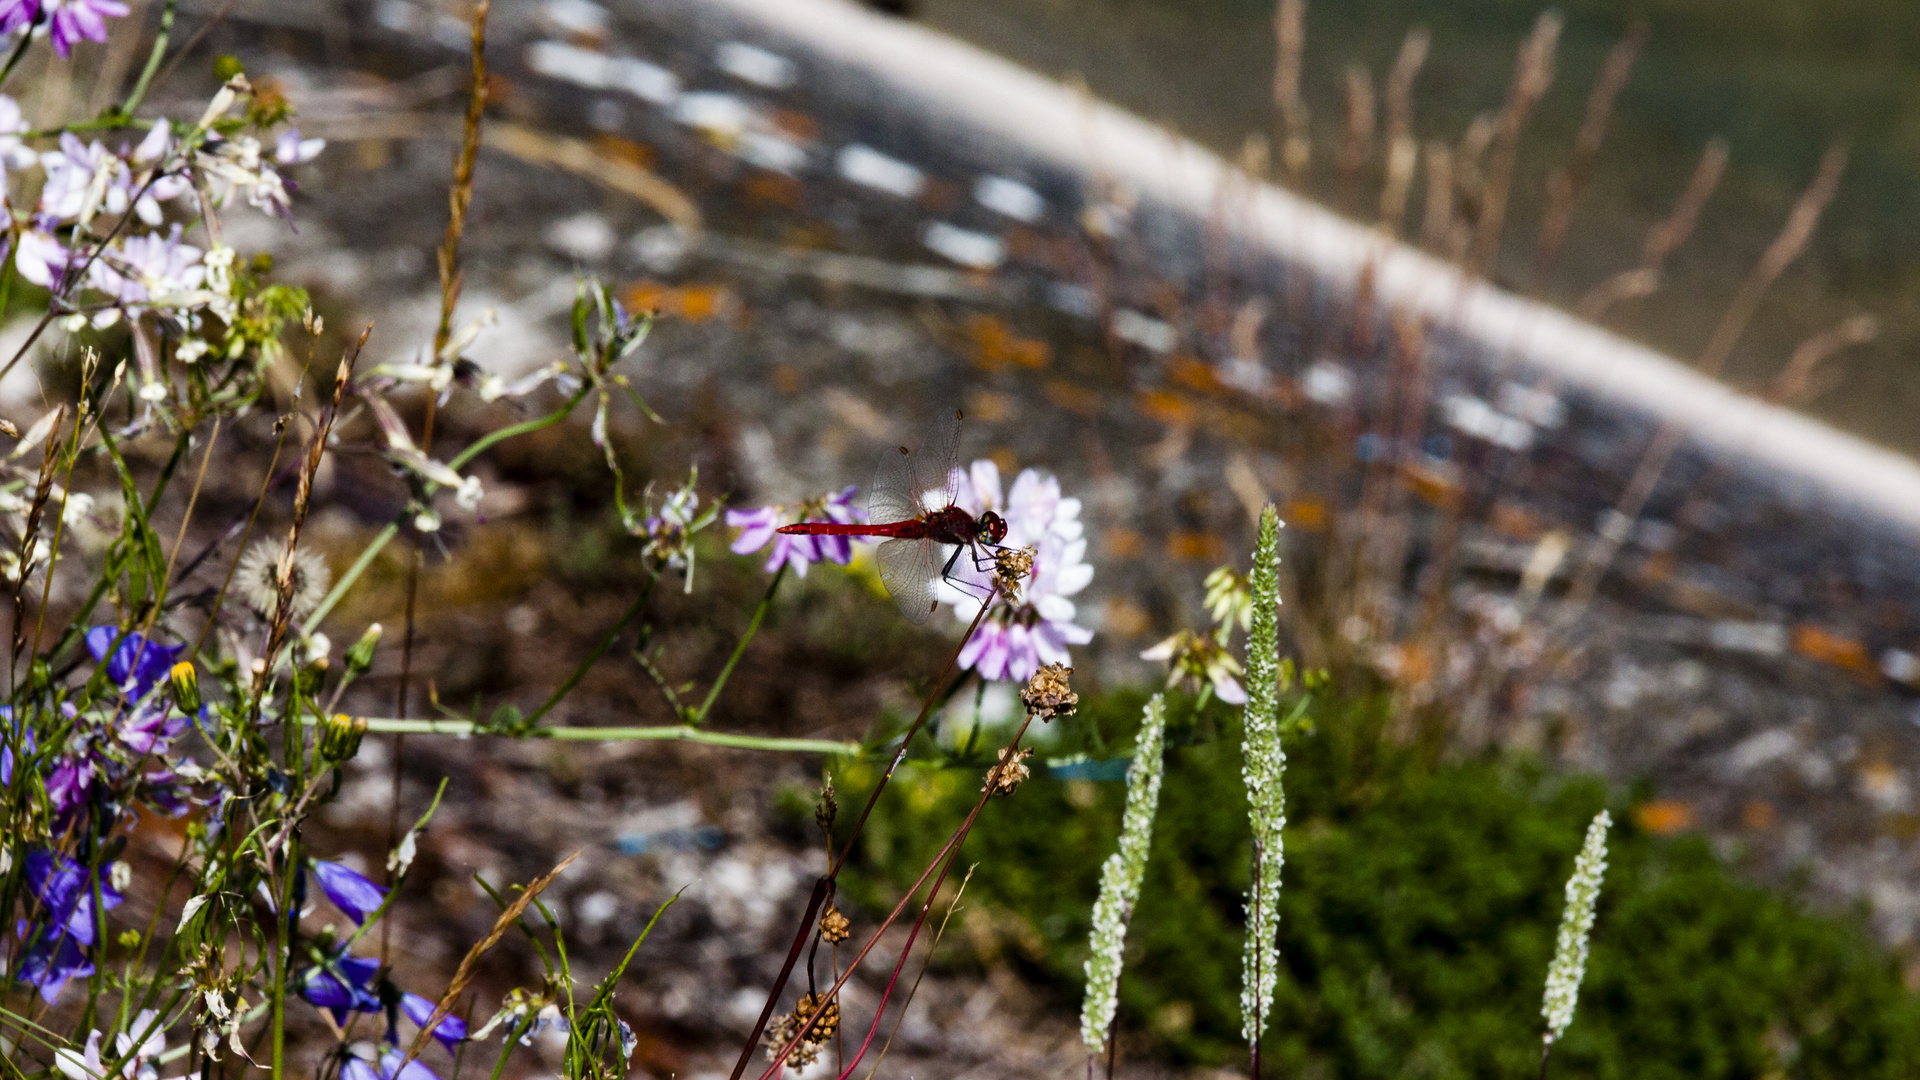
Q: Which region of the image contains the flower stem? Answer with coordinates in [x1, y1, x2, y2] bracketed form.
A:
[120, 0, 176, 116]
[523, 571, 658, 726]
[299, 714, 856, 755]
[688, 563, 787, 727]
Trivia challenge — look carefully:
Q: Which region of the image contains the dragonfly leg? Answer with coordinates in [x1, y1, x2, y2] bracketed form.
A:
[940, 544, 996, 604]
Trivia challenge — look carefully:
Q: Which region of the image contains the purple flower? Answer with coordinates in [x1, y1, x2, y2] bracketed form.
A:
[45, 753, 96, 817]
[0, 706, 31, 785]
[938, 461, 1095, 682]
[10, 849, 124, 1002]
[86, 626, 185, 699]
[300, 948, 382, 1023]
[402, 992, 468, 1051]
[342, 1048, 441, 1080]
[1, 0, 134, 58]
[726, 485, 862, 578]
[119, 699, 188, 757]
[89, 223, 206, 312]
[11, 928, 93, 1003]
[311, 859, 387, 925]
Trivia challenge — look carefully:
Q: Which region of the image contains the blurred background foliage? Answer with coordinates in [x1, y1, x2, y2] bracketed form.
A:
[833, 685, 1920, 1076]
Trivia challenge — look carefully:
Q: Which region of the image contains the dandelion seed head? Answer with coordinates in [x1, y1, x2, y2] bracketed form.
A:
[234, 540, 331, 620]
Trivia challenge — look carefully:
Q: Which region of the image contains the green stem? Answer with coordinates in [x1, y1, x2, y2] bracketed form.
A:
[298, 714, 856, 755]
[301, 522, 396, 636]
[0, 23, 34, 90]
[120, 0, 176, 115]
[689, 564, 786, 727]
[523, 572, 657, 726]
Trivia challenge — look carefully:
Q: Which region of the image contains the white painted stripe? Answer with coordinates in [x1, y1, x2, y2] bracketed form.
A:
[704, 0, 1920, 530]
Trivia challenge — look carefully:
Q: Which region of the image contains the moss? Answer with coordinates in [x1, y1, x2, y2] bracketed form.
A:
[841, 689, 1920, 1076]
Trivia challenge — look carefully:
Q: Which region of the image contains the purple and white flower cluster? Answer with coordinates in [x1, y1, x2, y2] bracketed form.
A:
[727, 485, 863, 576]
[0, 0, 131, 58]
[940, 461, 1095, 683]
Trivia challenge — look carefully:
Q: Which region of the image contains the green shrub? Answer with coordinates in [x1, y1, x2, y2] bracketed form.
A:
[842, 690, 1920, 1076]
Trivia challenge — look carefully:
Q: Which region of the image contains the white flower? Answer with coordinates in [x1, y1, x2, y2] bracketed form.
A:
[0, 94, 36, 184]
[15, 229, 72, 289]
[39, 134, 128, 224]
[196, 134, 292, 217]
[1542, 810, 1612, 1044]
[55, 1009, 169, 1080]
[274, 128, 325, 165]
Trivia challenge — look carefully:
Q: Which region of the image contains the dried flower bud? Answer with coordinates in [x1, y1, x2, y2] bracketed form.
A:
[993, 545, 1036, 596]
[319, 713, 367, 765]
[1021, 662, 1079, 721]
[983, 746, 1033, 797]
[170, 661, 202, 714]
[819, 904, 851, 944]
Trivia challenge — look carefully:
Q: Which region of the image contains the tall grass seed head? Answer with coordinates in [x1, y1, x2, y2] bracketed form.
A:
[1543, 809, 1612, 1044]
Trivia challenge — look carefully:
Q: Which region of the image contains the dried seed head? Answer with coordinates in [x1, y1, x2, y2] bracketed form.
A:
[983, 746, 1033, 797]
[993, 545, 1036, 595]
[1021, 662, 1079, 721]
[235, 539, 331, 621]
[819, 904, 851, 944]
[763, 992, 839, 1067]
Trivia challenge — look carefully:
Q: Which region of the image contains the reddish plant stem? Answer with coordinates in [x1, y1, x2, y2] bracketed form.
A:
[726, 588, 1000, 1080]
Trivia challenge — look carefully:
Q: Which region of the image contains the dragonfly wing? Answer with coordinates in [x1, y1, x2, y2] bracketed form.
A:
[922, 410, 965, 510]
[875, 537, 940, 625]
[869, 444, 921, 526]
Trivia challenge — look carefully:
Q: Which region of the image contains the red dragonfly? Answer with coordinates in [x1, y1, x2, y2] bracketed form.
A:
[779, 410, 1007, 623]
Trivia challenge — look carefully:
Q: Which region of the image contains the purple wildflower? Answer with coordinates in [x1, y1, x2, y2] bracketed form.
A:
[11, 849, 124, 1002]
[119, 699, 188, 757]
[45, 753, 96, 818]
[300, 947, 382, 1023]
[86, 626, 185, 699]
[1, 0, 132, 57]
[939, 461, 1094, 682]
[342, 1048, 441, 1080]
[402, 992, 468, 1051]
[310, 859, 387, 925]
[89, 223, 206, 312]
[726, 485, 862, 577]
[0, 705, 31, 785]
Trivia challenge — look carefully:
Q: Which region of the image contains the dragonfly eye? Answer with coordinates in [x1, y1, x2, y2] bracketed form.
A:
[982, 511, 1007, 544]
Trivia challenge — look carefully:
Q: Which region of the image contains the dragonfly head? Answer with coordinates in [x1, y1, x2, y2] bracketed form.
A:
[979, 510, 1008, 545]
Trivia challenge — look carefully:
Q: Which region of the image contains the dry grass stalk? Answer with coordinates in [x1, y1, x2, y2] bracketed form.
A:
[1565, 142, 1849, 610]
[1273, 0, 1310, 182]
[1694, 142, 1847, 379]
[1338, 63, 1375, 212]
[399, 849, 583, 1067]
[1769, 314, 1878, 404]
[1532, 19, 1648, 282]
[1420, 139, 1454, 250]
[1640, 137, 1730, 270]
[1467, 12, 1562, 276]
[431, 0, 491, 363]
[1574, 138, 1728, 320]
[1378, 28, 1430, 234]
